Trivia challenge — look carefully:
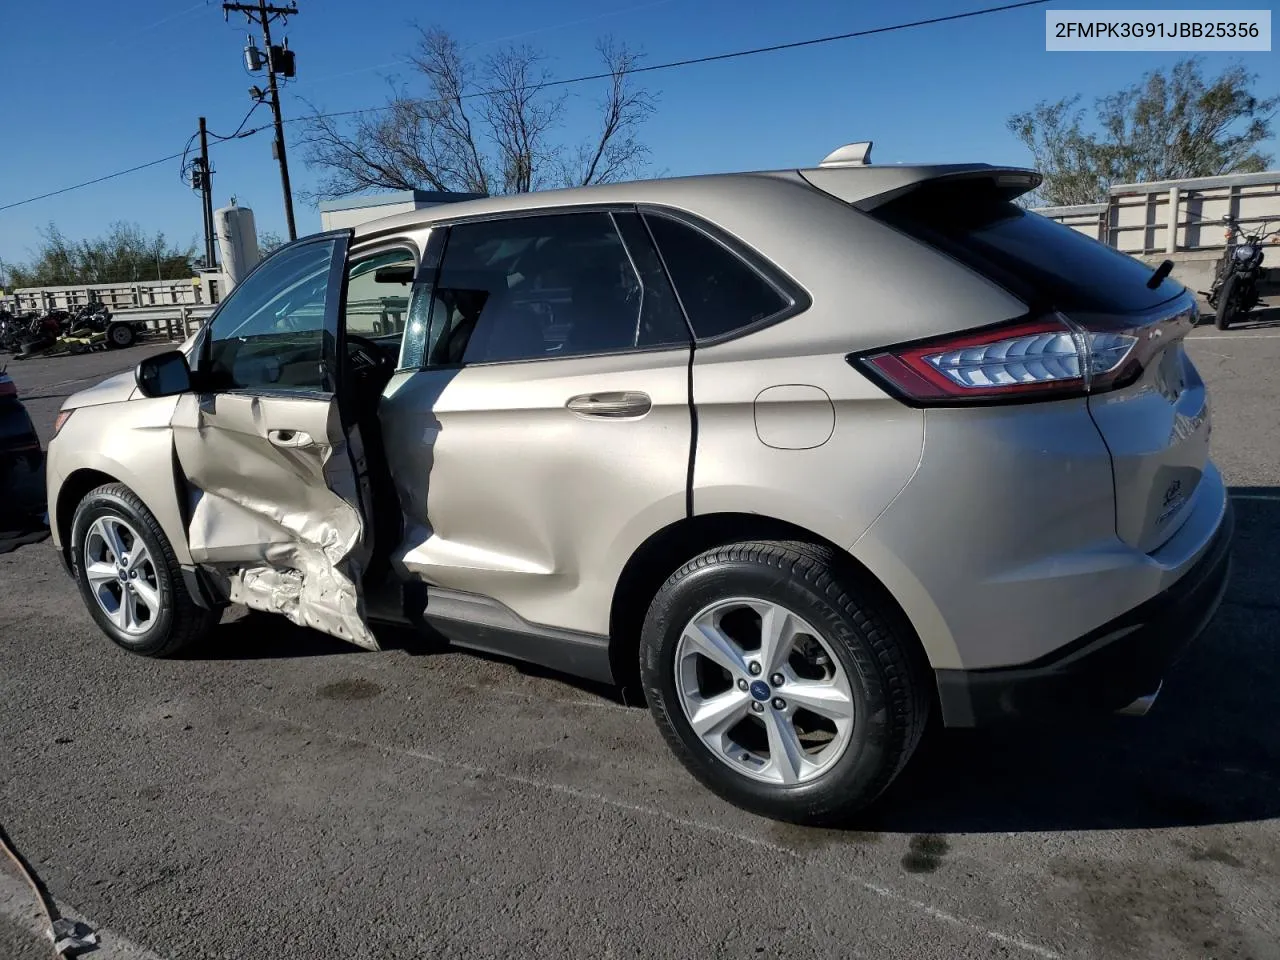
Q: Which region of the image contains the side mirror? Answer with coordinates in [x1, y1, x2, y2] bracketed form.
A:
[135, 350, 192, 398]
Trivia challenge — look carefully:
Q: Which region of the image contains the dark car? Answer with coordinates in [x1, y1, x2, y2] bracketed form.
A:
[0, 367, 46, 531]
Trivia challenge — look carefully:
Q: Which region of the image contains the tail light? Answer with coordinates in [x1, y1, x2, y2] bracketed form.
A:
[853, 312, 1147, 405]
[0, 375, 15, 398]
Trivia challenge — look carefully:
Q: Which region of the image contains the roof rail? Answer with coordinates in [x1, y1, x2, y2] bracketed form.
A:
[819, 141, 873, 168]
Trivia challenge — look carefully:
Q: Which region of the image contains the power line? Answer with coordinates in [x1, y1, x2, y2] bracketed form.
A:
[178, 130, 202, 184]
[0, 151, 190, 214]
[299, 0, 681, 87]
[576, 0, 1052, 82]
[289, 0, 1052, 127]
[224, 0, 301, 239]
[0, 0, 1050, 215]
[103, 0, 207, 48]
[208, 99, 267, 141]
[182, 103, 269, 184]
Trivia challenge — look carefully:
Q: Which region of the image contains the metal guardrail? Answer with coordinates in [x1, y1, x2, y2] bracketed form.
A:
[6, 278, 215, 315]
[113, 304, 215, 342]
[1037, 170, 1280, 255]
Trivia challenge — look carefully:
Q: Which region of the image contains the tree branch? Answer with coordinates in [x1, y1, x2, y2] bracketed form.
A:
[298, 26, 654, 201]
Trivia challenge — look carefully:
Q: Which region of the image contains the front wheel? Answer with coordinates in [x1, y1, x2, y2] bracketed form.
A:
[1215, 274, 1240, 330]
[640, 540, 931, 825]
[70, 483, 218, 657]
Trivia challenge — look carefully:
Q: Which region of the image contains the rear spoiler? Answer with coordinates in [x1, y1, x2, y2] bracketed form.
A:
[799, 164, 1042, 211]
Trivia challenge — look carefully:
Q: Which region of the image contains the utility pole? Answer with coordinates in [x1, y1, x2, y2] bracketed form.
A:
[223, 0, 299, 240]
[196, 117, 217, 269]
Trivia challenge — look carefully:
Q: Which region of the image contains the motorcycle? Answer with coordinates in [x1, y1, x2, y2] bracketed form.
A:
[0, 310, 29, 353]
[1206, 216, 1277, 330]
[15, 311, 66, 359]
[66, 300, 112, 336]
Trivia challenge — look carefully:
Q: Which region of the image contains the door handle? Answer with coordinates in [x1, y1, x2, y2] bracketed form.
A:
[565, 391, 652, 419]
[268, 429, 315, 448]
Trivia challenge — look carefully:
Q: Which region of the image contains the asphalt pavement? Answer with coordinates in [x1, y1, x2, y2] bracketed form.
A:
[1, 318, 1278, 960]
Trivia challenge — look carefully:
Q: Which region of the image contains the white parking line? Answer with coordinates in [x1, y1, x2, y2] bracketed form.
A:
[1188, 333, 1280, 340]
[0, 868, 166, 960]
[861, 883, 1061, 959]
[249, 707, 1063, 960]
[1231, 494, 1280, 502]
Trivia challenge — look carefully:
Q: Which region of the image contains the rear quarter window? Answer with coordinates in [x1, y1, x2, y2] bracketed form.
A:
[870, 181, 1181, 314]
[643, 213, 792, 340]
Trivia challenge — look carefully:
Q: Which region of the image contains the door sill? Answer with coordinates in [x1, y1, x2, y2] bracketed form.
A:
[388, 582, 615, 685]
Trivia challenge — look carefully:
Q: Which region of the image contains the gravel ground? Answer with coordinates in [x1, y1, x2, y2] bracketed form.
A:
[1, 319, 1278, 960]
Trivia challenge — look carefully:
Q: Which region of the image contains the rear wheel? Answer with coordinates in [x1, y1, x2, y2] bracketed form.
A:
[106, 322, 136, 349]
[70, 483, 218, 657]
[640, 540, 930, 824]
[1215, 275, 1239, 330]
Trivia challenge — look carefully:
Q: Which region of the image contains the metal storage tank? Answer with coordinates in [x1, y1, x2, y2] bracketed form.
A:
[215, 202, 261, 292]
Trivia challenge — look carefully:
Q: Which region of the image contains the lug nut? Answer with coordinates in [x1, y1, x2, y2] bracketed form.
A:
[736, 678, 748, 691]
[772, 698, 786, 710]
[770, 673, 784, 686]
[751, 702, 764, 713]
[129, 571, 138, 579]
[748, 662, 762, 676]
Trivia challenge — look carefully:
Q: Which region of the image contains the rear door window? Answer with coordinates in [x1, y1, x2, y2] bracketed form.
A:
[421, 211, 689, 366]
[643, 213, 791, 340]
[344, 248, 415, 340]
[869, 180, 1180, 314]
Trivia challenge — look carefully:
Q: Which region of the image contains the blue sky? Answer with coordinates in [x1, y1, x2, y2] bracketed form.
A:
[1, 0, 1277, 268]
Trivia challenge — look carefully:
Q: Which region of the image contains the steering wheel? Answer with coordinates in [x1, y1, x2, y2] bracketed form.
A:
[345, 333, 393, 379]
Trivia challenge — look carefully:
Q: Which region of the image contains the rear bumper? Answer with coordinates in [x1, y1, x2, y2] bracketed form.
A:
[935, 498, 1234, 727]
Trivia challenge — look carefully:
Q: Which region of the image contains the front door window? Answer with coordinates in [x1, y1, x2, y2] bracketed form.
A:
[203, 238, 341, 393]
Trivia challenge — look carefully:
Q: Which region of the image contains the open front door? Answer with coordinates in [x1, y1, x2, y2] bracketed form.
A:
[171, 230, 379, 650]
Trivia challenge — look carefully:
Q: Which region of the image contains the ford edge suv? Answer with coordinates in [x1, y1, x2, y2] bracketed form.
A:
[46, 142, 1232, 824]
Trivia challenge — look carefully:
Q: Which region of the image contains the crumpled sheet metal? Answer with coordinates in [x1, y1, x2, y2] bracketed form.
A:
[179, 396, 378, 650]
[50, 917, 98, 955]
[229, 561, 374, 648]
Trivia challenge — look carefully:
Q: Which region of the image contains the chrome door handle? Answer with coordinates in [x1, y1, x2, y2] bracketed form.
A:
[566, 391, 652, 419]
[268, 429, 315, 448]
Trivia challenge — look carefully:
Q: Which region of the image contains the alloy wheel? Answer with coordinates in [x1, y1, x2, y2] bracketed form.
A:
[674, 598, 855, 785]
[83, 516, 161, 637]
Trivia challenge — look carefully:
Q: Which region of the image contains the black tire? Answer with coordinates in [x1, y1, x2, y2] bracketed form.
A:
[106, 322, 136, 349]
[1215, 274, 1239, 330]
[640, 540, 931, 825]
[70, 483, 218, 657]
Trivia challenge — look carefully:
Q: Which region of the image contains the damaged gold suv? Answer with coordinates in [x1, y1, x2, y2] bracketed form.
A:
[46, 154, 1231, 824]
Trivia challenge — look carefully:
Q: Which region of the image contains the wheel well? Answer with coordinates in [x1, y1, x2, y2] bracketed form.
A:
[607, 512, 925, 692]
[55, 468, 118, 557]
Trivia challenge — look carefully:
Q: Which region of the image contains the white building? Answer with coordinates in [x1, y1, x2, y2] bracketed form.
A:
[318, 190, 486, 231]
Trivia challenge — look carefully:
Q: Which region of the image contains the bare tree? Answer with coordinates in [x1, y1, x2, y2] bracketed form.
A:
[558, 39, 655, 187]
[300, 28, 655, 200]
[257, 230, 286, 256]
